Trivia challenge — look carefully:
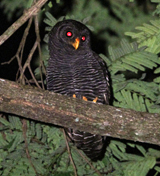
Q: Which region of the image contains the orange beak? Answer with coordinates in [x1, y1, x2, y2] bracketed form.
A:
[71, 38, 80, 50]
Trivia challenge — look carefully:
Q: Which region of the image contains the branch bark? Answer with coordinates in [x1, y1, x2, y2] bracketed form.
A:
[0, 78, 160, 146]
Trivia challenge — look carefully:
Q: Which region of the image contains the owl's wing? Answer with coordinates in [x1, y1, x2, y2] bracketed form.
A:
[93, 52, 110, 104]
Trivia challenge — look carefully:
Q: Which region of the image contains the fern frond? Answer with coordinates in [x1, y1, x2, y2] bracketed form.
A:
[154, 166, 160, 174]
[122, 156, 156, 176]
[126, 81, 158, 101]
[113, 90, 146, 111]
[125, 19, 160, 54]
[154, 76, 160, 83]
[108, 39, 159, 75]
[153, 2, 160, 15]
[99, 53, 111, 66]
[108, 140, 157, 176]
[136, 145, 146, 156]
[153, 66, 160, 83]
[125, 19, 160, 43]
[44, 12, 57, 27]
[8, 116, 22, 130]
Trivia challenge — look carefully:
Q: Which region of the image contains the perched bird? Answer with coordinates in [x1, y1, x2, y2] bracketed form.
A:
[47, 19, 110, 161]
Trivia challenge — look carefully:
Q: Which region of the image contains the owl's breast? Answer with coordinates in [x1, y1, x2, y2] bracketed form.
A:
[47, 54, 108, 104]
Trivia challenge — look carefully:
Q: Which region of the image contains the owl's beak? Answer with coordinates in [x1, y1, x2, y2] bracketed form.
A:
[71, 38, 80, 50]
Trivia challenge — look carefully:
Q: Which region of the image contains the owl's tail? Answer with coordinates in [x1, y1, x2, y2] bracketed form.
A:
[65, 128, 105, 161]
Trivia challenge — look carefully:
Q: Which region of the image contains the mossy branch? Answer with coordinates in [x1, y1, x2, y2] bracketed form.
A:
[0, 78, 160, 146]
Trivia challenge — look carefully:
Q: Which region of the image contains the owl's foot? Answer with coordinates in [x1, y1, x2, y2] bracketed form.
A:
[73, 94, 76, 98]
[73, 94, 98, 103]
[82, 96, 88, 101]
[93, 97, 98, 103]
[72, 94, 88, 101]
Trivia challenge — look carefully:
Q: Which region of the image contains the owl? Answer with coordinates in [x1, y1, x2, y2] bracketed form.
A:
[47, 19, 110, 161]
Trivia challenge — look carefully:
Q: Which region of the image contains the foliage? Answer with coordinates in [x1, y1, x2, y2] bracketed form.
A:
[1, 0, 160, 176]
[0, 0, 156, 48]
[0, 116, 111, 176]
[0, 0, 34, 20]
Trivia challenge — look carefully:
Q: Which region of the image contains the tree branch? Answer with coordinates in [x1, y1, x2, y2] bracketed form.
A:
[0, 78, 160, 146]
[0, 0, 48, 46]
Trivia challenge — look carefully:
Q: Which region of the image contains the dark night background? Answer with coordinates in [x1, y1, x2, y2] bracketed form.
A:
[0, 0, 156, 81]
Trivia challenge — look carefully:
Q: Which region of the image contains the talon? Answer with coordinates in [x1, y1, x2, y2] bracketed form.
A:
[73, 94, 76, 98]
[93, 97, 98, 103]
[83, 96, 88, 101]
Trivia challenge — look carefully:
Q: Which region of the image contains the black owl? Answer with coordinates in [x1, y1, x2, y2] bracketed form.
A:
[47, 19, 110, 161]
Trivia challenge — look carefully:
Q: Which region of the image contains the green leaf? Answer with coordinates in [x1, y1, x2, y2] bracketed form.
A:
[154, 166, 160, 172]
[136, 145, 146, 156]
[44, 12, 57, 27]
[0, 117, 11, 127]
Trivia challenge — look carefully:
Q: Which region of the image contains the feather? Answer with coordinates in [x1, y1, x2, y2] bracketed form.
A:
[47, 19, 110, 161]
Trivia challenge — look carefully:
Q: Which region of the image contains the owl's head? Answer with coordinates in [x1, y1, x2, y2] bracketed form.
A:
[49, 19, 91, 54]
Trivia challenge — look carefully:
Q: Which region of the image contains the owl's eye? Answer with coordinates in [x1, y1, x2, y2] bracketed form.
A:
[81, 36, 86, 41]
[66, 31, 72, 37]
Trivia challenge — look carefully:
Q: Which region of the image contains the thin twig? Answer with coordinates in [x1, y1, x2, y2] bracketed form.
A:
[16, 18, 33, 84]
[1, 55, 16, 65]
[1, 5, 45, 88]
[17, 17, 33, 83]
[28, 66, 42, 88]
[22, 119, 38, 174]
[63, 129, 78, 176]
[19, 41, 38, 81]
[34, 15, 45, 89]
[1, 18, 33, 66]
[0, 0, 48, 46]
